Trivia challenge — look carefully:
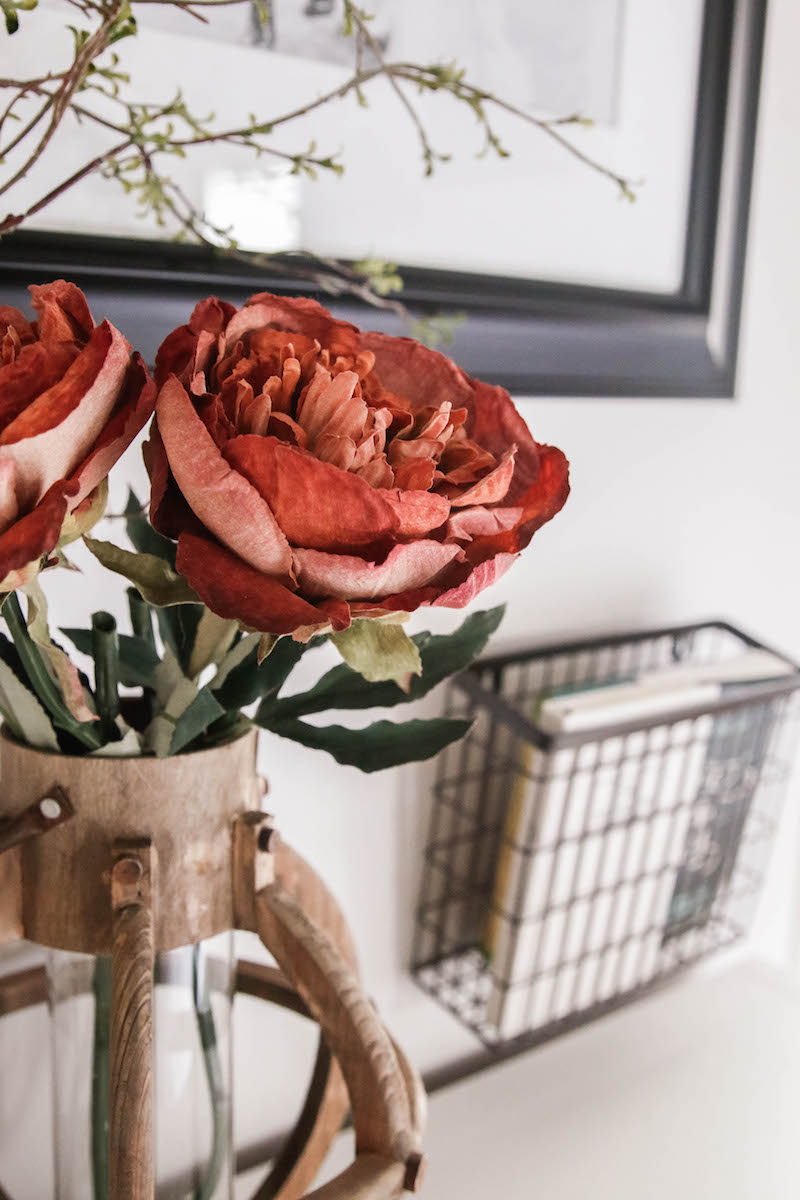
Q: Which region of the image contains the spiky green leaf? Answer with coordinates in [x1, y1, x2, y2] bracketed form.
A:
[259, 715, 472, 772]
[84, 538, 198, 606]
[264, 607, 504, 721]
[331, 620, 421, 686]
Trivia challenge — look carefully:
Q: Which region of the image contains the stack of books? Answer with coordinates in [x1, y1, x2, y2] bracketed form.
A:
[484, 649, 794, 1039]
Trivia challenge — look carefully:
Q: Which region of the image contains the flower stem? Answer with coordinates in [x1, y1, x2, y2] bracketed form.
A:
[193, 944, 229, 1200]
[127, 587, 156, 651]
[92, 611, 121, 742]
[127, 589, 157, 724]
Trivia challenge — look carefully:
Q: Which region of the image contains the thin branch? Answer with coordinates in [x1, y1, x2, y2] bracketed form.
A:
[0, 136, 133, 235]
[0, 0, 637, 312]
[345, 3, 440, 175]
[0, 2, 124, 199]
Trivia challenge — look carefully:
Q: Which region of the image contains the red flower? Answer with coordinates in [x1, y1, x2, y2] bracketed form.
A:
[0, 281, 155, 590]
[148, 292, 569, 638]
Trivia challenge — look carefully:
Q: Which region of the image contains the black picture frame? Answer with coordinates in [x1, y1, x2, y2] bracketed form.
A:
[0, 0, 766, 399]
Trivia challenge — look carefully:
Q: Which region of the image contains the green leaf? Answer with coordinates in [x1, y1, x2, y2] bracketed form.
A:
[258, 715, 472, 772]
[0, 622, 62, 747]
[61, 628, 160, 689]
[141, 650, 224, 757]
[331, 620, 422, 686]
[211, 632, 260, 691]
[0, 657, 59, 749]
[124, 488, 177, 565]
[2, 592, 102, 749]
[2, 0, 37, 35]
[26, 583, 97, 724]
[188, 610, 238, 679]
[200, 712, 253, 750]
[170, 603, 206, 673]
[213, 634, 307, 711]
[257, 633, 277, 664]
[169, 687, 225, 755]
[264, 606, 505, 721]
[84, 538, 199, 606]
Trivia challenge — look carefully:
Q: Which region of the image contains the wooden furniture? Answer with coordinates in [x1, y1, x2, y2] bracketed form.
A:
[0, 731, 425, 1199]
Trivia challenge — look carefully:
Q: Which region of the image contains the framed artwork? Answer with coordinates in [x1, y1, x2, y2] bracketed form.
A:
[0, 0, 767, 397]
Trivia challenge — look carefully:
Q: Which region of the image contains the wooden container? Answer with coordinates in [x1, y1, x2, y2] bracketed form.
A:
[0, 729, 427, 1199]
[0, 729, 261, 954]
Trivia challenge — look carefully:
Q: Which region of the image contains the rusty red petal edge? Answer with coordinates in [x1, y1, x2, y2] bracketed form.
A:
[176, 531, 351, 636]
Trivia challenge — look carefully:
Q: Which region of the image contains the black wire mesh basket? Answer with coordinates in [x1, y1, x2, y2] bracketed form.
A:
[413, 620, 800, 1053]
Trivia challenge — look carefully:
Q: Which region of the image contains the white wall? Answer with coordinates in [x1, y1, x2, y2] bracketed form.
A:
[1, 0, 799, 1190]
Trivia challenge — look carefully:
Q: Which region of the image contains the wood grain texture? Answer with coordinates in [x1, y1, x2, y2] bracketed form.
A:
[0, 846, 21, 946]
[0, 964, 46, 1016]
[0, 784, 74, 854]
[255, 883, 413, 1166]
[110, 841, 156, 1200]
[233, 813, 276, 933]
[0, 729, 260, 953]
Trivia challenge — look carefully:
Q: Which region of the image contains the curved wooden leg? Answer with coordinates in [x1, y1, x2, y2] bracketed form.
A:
[110, 839, 156, 1200]
[235, 819, 426, 1199]
[236, 960, 350, 1200]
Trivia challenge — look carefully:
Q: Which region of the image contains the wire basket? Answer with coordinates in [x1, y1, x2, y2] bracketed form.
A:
[413, 620, 800, 1052]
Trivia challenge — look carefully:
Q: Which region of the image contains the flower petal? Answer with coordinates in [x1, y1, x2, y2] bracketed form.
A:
[29, 280, 93, 345]
[294, 540, 463, 600]
[432, 552, 518, 608]
[223, 435, 400, 552]
[176, 532, 345, 635]
[297, 370, 362, 444]
[446, 446, 517, 507]
[445, 505, 523, 542]
[226, 293, 360, 357]
[392, 459, 436, 492]
[0, 306, 34, 343]
[154, 323, 198, 388]
[65, 352, 156, 507]
[156, 376, 294, 580]
[382, 489, 450, 537]
[0, 479, 77, 588]
[0, 459, 17, 533]
[467, 443, 571, 560]
[0, 321, 131, 509]
[361, 331, 473, 411]
[0, 341, 80, 435]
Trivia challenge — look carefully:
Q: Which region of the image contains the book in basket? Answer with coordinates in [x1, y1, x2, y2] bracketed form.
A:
[483, 650, 791, 1040]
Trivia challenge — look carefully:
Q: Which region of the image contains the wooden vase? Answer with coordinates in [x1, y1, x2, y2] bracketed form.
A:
[0, 730, 426, 1200]
[0, 728, 261, 955]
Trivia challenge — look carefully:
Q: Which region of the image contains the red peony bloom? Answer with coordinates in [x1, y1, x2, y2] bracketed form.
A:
[148, 292, 569, 638]
[0, 281, 155, 590]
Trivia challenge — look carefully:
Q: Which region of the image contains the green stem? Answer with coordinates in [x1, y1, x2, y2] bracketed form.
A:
[193, 944, 229, 1200]
[3, 591, 102, 749]
[92, 612, 120, 742]
[127, 587, 156, 651]
[91, 956, 112, 1200]
[127, 589, 157, 724]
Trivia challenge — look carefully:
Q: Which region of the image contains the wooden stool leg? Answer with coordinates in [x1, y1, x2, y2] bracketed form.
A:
[110, 839, 157, 1200]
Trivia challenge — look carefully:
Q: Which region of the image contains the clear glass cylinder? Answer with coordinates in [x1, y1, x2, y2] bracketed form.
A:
[48, 933, 235, 1200]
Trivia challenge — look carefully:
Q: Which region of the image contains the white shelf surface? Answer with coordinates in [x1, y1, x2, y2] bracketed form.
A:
[243, 959, 800, 1200]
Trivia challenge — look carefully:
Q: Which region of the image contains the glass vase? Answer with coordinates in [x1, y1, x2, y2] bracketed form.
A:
[48, 933, 235, 1200]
